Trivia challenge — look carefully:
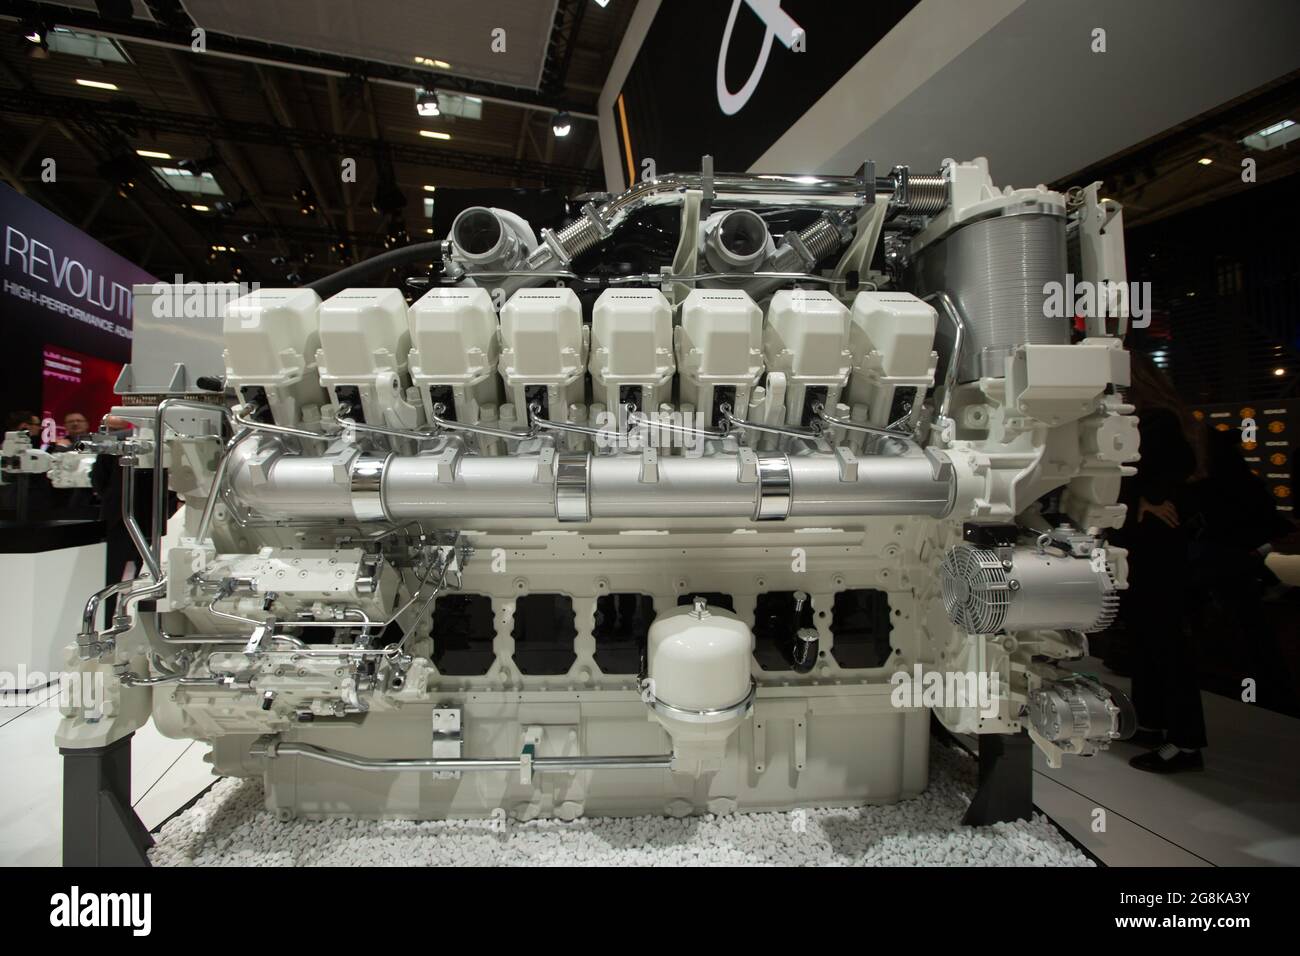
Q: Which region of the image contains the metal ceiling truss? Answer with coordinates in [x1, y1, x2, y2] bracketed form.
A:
[0, 88, 599, 187]
[539, 0, 586, 98]
[0, 0, 598, 116]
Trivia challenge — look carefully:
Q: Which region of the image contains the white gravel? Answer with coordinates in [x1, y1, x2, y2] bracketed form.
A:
[149, 741, 1092, 866]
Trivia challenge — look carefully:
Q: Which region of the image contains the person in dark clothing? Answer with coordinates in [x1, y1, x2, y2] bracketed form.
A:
[1117, 352, 1209, 774]
[1185, 429, 1297, 713]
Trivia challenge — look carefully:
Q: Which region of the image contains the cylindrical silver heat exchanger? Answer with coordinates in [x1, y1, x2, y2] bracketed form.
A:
[228, 446, 957, 523]
[912, 206, 1068, 382]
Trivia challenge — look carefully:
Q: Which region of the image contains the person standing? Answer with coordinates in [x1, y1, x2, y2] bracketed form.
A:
[1118, 352, 1209, 773]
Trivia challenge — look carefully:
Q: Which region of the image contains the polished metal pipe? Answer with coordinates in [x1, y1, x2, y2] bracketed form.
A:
[121, 460, 162, 580]
[229, 446, 956, 521]
[252, 738, 674, 774]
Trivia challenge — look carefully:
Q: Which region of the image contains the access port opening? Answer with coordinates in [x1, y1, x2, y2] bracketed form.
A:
[829, 589, 894, 669]
[430, 594, 496, 675]
[593, 593, 656, 674]
[618, 384, 644, 413]
[511, 593, 578, 675]
[429, 384, 457, 421]
[238, 386, 273, 423]
[709, 385, 737, 429]
[334, 384, 366, 423]
[799, 385, 829, 427]
[752, 591, 816, 671]
[524, 383, 550, 420]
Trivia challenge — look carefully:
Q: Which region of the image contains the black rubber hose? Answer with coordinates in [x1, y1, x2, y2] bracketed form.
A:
[306, 241, 442, 299]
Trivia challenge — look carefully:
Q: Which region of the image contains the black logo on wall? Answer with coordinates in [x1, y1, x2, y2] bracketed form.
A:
[614, 0, 919, 182]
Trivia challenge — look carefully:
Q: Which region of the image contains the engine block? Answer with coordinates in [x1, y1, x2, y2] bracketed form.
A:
[59, 159, 1140, 821]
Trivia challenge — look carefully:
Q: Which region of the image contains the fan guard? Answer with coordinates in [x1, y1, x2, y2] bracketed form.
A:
[940, 544, 1010, 634]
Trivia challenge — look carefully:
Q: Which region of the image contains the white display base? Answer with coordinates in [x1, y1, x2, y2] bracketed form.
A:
[0, 539, 105, 685]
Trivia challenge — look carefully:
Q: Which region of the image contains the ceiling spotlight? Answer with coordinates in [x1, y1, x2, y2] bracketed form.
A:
[213, 200, 235, 217]
[423, 185, 437, 193]
[551, 111, 572, 137]
[419, 130, 451, 141]
[240, 232, 259, 246]
[22, 21, 45, 44]
[1275, 368, 1287, 377]
[594, 0, 611, 7]
[189, 203, 210, 212]
[75, 78, 119, 91]
[136, 149, 172, 160]
[296, 185, 317, 216]
[1196, 157, 1213, 166]
[415, 88, 440, 117]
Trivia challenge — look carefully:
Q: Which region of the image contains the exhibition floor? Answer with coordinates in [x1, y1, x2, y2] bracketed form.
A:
[1034, 658, 1300, 867]
[2, 659, 1297, 866]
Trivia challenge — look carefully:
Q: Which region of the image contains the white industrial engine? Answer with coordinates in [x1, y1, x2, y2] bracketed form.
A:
[59, 158, 1140, 823]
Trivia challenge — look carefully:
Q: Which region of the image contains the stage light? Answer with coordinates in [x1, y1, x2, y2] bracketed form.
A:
[415, 89, 440, 117]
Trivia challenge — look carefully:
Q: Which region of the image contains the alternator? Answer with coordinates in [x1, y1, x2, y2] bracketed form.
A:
[1028, 675, 1135, 754]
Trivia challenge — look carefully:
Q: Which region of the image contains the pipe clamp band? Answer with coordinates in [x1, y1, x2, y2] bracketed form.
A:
[647, 679, 757, 724]
[755, 454, 792, 521]
[350, 453, 392, 523]
[555, 453, 591, 522]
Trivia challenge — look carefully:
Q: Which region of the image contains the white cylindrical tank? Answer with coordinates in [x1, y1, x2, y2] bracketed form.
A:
[646, 598, 754, 775]
[648, 598, 751, 711]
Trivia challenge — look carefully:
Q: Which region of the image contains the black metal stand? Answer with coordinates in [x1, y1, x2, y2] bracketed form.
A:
[61, 733, 153, 867]
[962, 730, 1034, 826]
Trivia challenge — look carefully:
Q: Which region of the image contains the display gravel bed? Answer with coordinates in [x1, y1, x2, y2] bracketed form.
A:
[149, 741, 1092, 866]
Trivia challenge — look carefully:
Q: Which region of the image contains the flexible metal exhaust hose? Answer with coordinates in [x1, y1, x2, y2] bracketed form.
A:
[228, 446, 957, 523]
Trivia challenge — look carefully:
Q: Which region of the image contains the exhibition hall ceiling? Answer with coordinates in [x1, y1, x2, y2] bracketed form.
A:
[0, 0, 634, 281]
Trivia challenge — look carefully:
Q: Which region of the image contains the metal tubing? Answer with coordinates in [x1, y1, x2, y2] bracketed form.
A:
[253, 739, 674, 774]
[431, 403, 533, 440]
[925, 291, 966, 422]
[721, 404, 816, 439]
[152, 398, 233, 560]
[195, 428, 252, 545]
[121, 461, 162, 580]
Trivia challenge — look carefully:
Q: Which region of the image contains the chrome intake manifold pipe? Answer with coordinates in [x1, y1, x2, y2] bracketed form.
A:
[227, 441, 957, 524]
